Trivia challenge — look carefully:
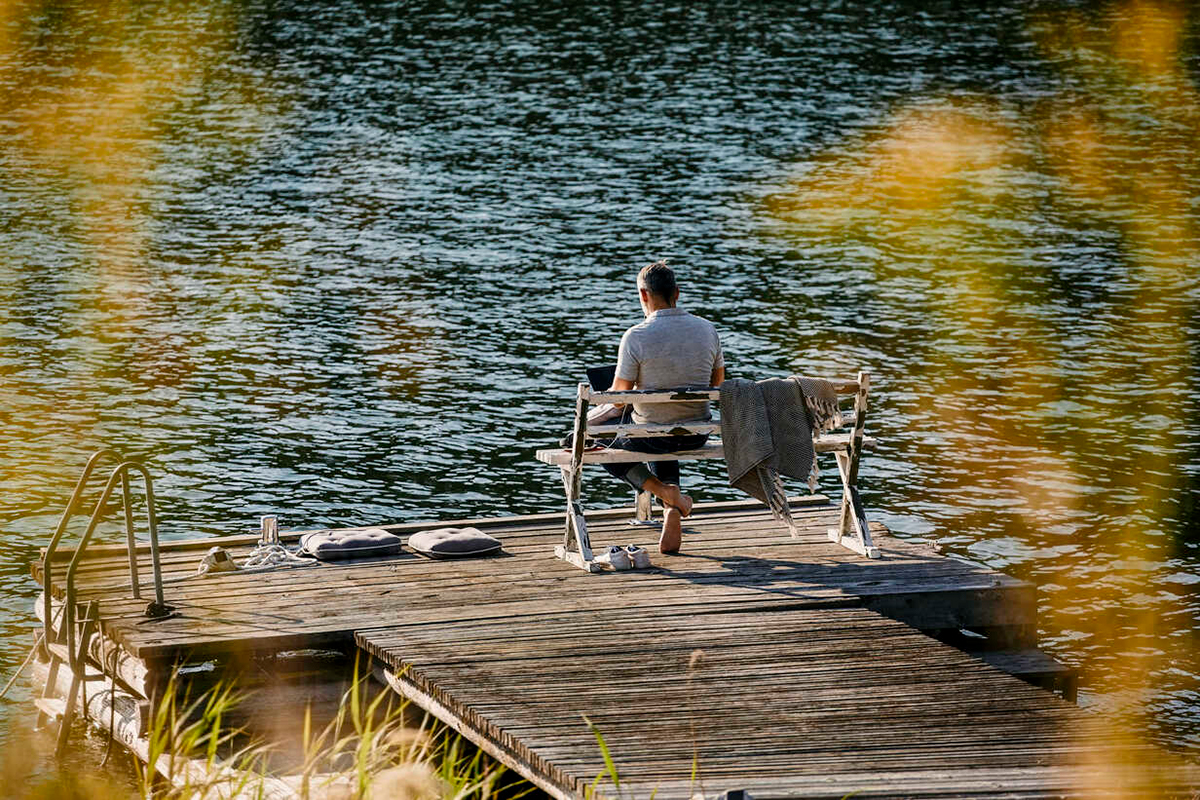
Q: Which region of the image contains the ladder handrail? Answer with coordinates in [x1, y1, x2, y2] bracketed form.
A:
[41, 449, 125, 650]
[62, 460, 172, 669]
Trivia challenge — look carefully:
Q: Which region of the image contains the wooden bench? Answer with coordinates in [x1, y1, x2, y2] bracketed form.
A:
[535, 372, 879, 572]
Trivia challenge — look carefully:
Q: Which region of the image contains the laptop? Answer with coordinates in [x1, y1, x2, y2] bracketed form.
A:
[585, 364, 616, 392]
[584, 364, 622, 425]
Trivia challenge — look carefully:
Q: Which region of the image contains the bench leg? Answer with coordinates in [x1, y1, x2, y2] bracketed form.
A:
[828, 451, 880, 558]
[553, 385, 602, 572]
[629, 488, 657, 526]
[555, 466, 600, 572]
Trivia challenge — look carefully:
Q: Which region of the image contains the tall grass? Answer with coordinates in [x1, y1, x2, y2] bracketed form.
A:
[98, 654, 535, 799]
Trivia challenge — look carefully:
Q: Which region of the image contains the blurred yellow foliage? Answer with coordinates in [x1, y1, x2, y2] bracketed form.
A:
[2, 3, 223, 286]
[1111, 0, 1187, 78]
[768, 0, 1198, 783]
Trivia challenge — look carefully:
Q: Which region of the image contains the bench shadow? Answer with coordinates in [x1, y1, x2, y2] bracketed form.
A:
[647, 542, 956, 604]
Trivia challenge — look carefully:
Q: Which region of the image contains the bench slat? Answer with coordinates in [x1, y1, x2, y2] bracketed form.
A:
[536, 443, 725, 466]
[586, 421, 722, 437]
[535, 433, 876, 466]
[586, 412, 857, 439]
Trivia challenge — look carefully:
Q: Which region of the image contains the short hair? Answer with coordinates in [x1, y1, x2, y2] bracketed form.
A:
[638, 259, 677, 302]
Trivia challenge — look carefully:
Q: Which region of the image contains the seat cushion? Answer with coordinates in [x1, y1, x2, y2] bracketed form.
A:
[298, 528, 403, 561]
[408, 527, 503, 559]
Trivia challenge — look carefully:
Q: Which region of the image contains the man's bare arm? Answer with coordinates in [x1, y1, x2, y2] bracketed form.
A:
[711, 366, 725, 387]
[610, 377, 635, 392]
[605, 376, 635, 407]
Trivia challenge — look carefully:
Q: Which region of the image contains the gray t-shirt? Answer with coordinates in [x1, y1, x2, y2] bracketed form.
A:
[615, 307, 724, 424]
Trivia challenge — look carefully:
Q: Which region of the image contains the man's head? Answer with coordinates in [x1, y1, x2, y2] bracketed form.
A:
[637, 259, 679, 314]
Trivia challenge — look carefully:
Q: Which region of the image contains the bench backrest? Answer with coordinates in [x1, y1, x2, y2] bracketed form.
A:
[577, 372, 870, 446]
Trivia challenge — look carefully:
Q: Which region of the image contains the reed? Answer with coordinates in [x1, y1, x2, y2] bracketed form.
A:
[128, 654, 535, 799]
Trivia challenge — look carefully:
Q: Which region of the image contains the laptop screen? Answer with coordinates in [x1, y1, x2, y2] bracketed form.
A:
[585, 364, 617, 392]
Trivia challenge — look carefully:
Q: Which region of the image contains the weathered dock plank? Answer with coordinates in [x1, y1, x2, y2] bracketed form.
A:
[359, 607, 1195, 799]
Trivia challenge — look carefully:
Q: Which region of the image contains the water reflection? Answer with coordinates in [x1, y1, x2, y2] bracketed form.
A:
[0, 0, 1196, 781]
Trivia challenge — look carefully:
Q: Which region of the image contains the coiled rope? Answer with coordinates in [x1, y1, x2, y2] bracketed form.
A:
[162, 541, 315, 584]
[240, 542, 312, 570]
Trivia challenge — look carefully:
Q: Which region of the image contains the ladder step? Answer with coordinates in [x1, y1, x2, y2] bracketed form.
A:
[47, 643, 103, 676]
[45, 643, 71, 662]
[34, 697, 66, 720]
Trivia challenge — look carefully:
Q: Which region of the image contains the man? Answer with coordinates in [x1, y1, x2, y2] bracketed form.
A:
[603, 260, 725, 554]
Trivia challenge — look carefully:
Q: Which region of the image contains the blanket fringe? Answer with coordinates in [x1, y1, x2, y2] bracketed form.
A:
[803, 394, 842, 492]
[757, 466, 797, 536]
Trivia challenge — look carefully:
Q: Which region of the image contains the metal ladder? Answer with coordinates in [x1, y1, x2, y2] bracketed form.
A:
[36, 450, 172, 756]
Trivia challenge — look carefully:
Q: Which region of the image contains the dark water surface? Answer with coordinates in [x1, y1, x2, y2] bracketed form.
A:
[1, 0, 1197, 779]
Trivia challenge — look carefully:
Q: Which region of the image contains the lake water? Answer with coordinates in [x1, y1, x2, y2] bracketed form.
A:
[1, 0, 1197, 781]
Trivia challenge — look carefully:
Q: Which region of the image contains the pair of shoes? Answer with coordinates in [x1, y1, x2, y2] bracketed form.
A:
[594, 545, 653, 571]
[625, 544, 652, 569]
[595, 545, 632, 570]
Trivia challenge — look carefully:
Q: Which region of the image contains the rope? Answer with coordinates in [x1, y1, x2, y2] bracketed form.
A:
[0, 634, 42, 701]
[162, 541, 315, 585]
[0, 603, 66, 702]
[240, 542, 312, 570]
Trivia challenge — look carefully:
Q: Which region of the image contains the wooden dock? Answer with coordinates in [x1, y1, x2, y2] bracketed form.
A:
[33, 497, 1199, 797]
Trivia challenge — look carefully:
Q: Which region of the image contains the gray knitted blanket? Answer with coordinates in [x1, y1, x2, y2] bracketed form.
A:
[719, 376, 842, 528]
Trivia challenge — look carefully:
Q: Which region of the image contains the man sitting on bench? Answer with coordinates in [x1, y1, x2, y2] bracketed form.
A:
[603, 260, 725, 554]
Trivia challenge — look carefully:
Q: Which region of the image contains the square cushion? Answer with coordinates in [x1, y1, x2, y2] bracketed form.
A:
[408, 527, 503, 559]
[298, 528, 403, 561]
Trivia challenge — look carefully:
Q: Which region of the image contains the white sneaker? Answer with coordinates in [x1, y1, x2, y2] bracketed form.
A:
[594, 545, 632, 571]
[625, 544, 651, 569]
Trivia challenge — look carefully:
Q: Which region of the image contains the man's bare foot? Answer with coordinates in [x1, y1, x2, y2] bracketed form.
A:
[660, 506, 683, 553]
[659, 483, 693, 517]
